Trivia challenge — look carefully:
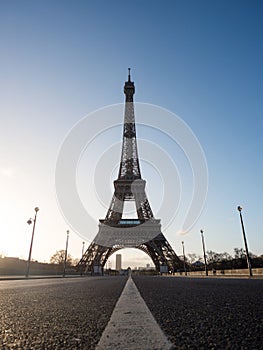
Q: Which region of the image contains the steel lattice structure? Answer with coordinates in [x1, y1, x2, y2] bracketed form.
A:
[77, 70, 183, 274]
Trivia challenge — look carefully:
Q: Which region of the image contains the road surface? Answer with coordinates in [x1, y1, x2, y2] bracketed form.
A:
[133, 276, 263, 349]
[0, 276, 262, 349]
[0, 276, 127, 349]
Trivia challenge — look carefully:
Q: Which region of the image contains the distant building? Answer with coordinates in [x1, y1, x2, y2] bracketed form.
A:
[116, 254, 122, 271]
[137, 264, 155, 271]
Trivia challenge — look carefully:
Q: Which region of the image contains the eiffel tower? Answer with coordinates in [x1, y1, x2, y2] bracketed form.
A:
[77, 69, 183, 274]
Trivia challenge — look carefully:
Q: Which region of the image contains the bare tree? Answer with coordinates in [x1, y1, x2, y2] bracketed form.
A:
[50, 250, 73, 266]
[221, 252, 232, 261]
[234, 248, 246, 259]
[72, 258, 80, 267]
[206, 250, 217, 264]
[187, 253, 198, 264]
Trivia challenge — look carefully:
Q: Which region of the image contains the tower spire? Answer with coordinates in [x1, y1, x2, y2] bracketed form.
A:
[119, 69, 140, 179]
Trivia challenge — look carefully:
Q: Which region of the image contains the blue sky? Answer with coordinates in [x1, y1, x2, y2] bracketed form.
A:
[0, 1, 262, 267]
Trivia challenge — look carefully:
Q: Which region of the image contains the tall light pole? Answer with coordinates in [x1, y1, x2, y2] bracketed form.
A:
[237, 206, 253, 277]
[63, 230, 69, 277]
[82, 241, 85, 257]
[26, 207, 39, 278]
[80, 241, 85, 277]
[200, 229, 208, 276]
[182, 241, 187, 276]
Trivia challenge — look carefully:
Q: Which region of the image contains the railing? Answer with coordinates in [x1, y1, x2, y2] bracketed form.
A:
[170, 268, 263, 277]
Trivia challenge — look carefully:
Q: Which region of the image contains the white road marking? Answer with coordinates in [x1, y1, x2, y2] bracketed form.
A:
[96, 276, 173, 350]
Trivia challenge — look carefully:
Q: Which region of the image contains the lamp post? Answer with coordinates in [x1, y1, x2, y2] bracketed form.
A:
[63, 230, 69, 277]
[182, 241, 187, 276]
[82, 241, 85, 257]
[26, 207, 39, 278]
[80, 241, 85, 276]
[237, 206, 253, 277]
[200, 229, 208, 276]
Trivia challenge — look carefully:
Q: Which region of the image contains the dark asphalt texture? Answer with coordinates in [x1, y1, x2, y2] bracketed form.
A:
[0, 276, 127, 350]
[133, 276, 263, 350]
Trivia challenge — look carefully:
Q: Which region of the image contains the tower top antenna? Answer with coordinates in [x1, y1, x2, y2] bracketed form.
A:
[128, 68, 131, 81]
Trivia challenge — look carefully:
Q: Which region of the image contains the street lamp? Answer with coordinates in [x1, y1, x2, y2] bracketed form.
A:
[200, 229, 208, 276]
[237, 206, 253, 277]
[26, 207, 39, 278]
[82, 241, 85, 257]
[80, 241, 85, 277]
[181, 241, 187, 276]
[63, 230, 69, 277]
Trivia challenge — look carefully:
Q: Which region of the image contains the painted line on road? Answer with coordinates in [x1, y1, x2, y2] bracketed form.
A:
[95, 276, 173, 350]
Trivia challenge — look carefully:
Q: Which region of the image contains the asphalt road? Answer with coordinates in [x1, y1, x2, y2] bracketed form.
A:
[0, 276, 127, 349]
[133, 276, 263, 350]
[1, 276, 262, 349]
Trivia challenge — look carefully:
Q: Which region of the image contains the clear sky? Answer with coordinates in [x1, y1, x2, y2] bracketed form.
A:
[0, 0, 262, 268]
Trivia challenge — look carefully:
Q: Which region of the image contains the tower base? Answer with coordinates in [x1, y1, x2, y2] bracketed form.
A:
[77, 219, 183, 274]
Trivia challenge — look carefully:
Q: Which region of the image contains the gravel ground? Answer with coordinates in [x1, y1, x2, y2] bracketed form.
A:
[133, 276, 263, 350]
[0, 276, 127, 350]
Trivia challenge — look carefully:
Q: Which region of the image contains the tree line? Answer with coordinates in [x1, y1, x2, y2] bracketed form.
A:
[186, 248, 263, 271]
[49, 248, 263, 271]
